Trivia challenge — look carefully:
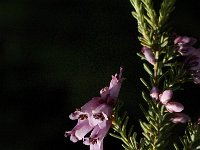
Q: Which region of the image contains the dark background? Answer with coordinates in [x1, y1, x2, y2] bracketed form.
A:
[1, 0, 200, 150]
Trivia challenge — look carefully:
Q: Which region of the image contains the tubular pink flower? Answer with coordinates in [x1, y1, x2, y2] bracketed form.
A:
[83, 120, 112, 150]
[159, 90, 173, 105]
[65, 68, 124, 149]
[65, 120, 93, 142]
[178, 45, 197, 56]
[170, 113, 191, 124]
[165, 101, 184, 113]
[141, 46, 156, 65]
[174, 36, 197, 46]
[108, 67, 125, 104]
[150, 86, 160, 100]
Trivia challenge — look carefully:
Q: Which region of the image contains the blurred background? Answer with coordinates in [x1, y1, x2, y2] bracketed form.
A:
[1, 0, 200, 149]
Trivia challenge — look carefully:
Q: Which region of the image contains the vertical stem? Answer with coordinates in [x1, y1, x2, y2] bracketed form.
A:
[154, 50, 159, 86]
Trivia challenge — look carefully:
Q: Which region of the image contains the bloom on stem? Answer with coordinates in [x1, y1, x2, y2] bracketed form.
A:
[150, 86, 159, 100]
[165, 102, 184, 113]
[174, 36, 200, 84]
[141, 46, 156, 65]
[65, 68, 124, 150]
[174, 36, 197, 46]
[159, 90, 173, 105]
[170, 113, 191, 124]
[159, 90, 184, 113]
[150, 88, 188, 123]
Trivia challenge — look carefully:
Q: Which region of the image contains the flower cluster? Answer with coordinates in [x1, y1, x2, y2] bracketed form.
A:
[150, 87, 190, 123]
[175, 36, 200, 84]
[65, 68, 124, 150]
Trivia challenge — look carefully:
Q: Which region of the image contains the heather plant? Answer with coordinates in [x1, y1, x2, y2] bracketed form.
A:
[65, 0, 200, 149]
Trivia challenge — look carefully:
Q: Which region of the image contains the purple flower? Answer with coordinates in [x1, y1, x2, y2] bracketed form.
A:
[65, 120, 93, 142]
[178, 45, 197, 56]
[174, 36, 197, 46]
[170, 113, 191, 124]
[159, 90, 184, 114]
[174, 36, 200, 84]
[83, 120, 112, 150]
[65, 68, 124, 150]
[150, 86, 160, 100]
[108, 67, 125, 104]
[159, 90, 173, 105]
[165, 101, 184, 113]
[141, 46, 156, 65]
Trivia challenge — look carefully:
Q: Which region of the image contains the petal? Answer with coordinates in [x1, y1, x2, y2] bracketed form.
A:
[75, 121, 93, 140]
[84, 121, 111, 150]
[69, 110, 81, 120]
[100, 87, 109, 99]
[159, 90, 173, 104]
[96, 120, 112, 140]
[165, 101, 184, 113]
[89, 103, 111, 128]
[90, 142, 102, 150]
[81, 97, 104, 112]
[65, 120, 93, 142]
[109, 67, 124, 99]
[64, 131, 78, 143]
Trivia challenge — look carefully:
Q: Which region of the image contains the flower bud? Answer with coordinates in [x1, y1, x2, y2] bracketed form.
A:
[159, 90, 173, 105]
[165, 101, 184, 113]
[141, 47, 156, 65]
[170, 113, 191, 124]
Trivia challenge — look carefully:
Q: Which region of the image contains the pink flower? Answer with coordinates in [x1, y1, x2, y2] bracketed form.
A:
[108, 67, 125, 104]
[141, 46, 156, 65]
[83, 120, 112, 150]
[170, 113, 191, 124]
[65, 120, 93, 142]
[174, 36, 197, 46]
[174, 36, 200, 84]
[150, 86, 160, 100]
[159, 90, 173, 105]
[152, 89, 185, 115]
[178, 45, 197, 56]
[165, 102, 184, 113]
[65, 68, 124, 149]
[89, 103, 112, 129]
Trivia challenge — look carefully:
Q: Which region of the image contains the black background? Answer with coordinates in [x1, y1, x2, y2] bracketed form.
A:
[1, 0, 200, 150]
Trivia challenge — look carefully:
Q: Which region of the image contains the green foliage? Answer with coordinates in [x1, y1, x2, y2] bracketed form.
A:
[140, 91, 174, 150]
[179, 122, 200, 150]
[110, 103, 139, 150]
[110, 0, 200, 150]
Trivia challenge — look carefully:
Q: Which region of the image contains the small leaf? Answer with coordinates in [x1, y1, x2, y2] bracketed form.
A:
[143, 63, 153, 77]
